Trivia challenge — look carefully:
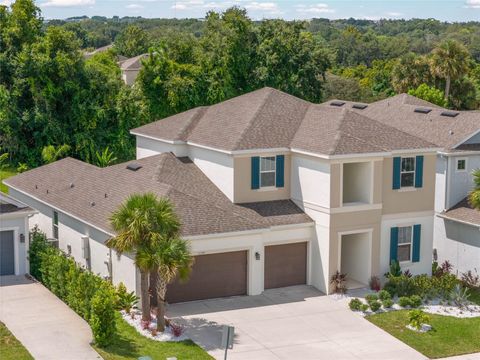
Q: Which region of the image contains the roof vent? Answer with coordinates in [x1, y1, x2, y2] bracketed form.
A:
[414, 107, 432, 114]
[352, 103, 368, 110]
[441, 111, 459, 118]
[126, 163, 142, 171]
[330, 101, 345, 107]
[70, 183, 74, 188]
[90, 201, 95, 207]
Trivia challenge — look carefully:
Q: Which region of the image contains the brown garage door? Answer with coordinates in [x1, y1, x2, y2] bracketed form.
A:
[166, 250, 247, 303]
[265, 242, 307, 289]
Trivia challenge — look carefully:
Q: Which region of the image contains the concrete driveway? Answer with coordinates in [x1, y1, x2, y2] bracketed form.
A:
[168, 285, 427, 360]
[0, 275, 101, 360]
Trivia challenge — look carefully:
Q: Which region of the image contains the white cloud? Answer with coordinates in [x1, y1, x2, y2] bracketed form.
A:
[465, 0, 480, 8]
[0, 0, 14, 6]
[295, 3, 335, 14]
[244, 1, 278, 12]
[386, 11, 403, 17]
[126, 3, 144, 9]
[41, 0, 94, 7]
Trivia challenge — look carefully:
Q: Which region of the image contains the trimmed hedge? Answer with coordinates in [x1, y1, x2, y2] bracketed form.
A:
[29, 228, 116, 346]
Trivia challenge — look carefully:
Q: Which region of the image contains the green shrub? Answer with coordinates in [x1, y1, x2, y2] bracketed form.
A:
[29, 229, 117, 346]
[399, 296, 412, 307]
[115, 282, 139, 313]
[411, 274, 435, 299]
[365, 293, 378, 302]
[387, 260, 402, 278]
[382, 298, 394, 308]
[408, 309, 430, 330]
[409, 295, 422, 308]
[360, 304, 369, 312]
[434, 273, 458, 299]
[378, 290, 391, 301]
[349, 298, 363, 311]
[369, 300, 381, 312]
[90, 283, 117, 347]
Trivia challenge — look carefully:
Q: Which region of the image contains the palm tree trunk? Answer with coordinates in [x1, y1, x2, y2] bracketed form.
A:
[156, 274, 168, 332]
[140, 270, 151, 322]
[445, 75, 451, 101]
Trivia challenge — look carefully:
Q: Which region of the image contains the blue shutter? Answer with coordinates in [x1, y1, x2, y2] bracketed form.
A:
[392, 157, 401, 190]
[412, 224, 421, 262]
[276, 155, 285, 188]
[390, 227, 398, 263]
[415, 155, 424, 188]
[251, 156, 260, 190]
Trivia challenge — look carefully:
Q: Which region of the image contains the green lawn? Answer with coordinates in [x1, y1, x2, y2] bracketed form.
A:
[93, 314, 212, 360]
[367, 310, 480, 359]
[0, 167, 17, 194]
[0, 322, 33, 360]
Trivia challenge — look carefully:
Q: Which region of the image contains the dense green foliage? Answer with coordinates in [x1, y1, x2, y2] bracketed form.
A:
[29, 228, 116, 346]
[368, 310, 480, 358]
[1, 1, 479, 170]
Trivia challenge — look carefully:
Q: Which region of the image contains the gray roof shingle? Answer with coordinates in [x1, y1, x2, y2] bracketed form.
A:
[440, 197, 480, 227]
[5, 154, 312, 237]
[132, 88, 442, 155]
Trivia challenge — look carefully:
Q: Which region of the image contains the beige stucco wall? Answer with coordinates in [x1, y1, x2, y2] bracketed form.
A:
[382, 154, 436, 214]
[233, 154, 291, 203]
[328, 209, 382, 288]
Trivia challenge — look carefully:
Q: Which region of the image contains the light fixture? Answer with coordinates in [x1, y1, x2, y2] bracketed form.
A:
[255, 252, 261, 261]
[19, 234, 25, 243]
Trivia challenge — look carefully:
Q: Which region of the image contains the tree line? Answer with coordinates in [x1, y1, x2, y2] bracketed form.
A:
[1, 0, 479, 171]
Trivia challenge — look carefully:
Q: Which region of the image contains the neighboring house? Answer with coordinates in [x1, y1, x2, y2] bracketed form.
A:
[355, 97, 480, 275]
[0, 193, 36, 276]
[83, 44, 114, 60]
[6, 88, 439, 302]
[120, 54, 148, 85]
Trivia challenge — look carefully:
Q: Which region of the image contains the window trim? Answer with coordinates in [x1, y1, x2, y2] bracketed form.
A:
[259, 156, 276, 188]
[400, 156, 416, 188]
[397, 225, 413, 263]
[53, 211, 59, 240]
[455, 158, 467, 173]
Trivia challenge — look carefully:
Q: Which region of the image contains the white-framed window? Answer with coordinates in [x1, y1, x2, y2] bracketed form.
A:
[401, 157, 415, 188]
[397, 226, 413, 262]
[456, 158, 467, 172]
[53, 211, 59, 240]
[260, 156, 276, 187]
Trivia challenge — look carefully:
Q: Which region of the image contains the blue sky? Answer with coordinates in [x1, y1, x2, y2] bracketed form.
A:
[3, 0, 480, 21]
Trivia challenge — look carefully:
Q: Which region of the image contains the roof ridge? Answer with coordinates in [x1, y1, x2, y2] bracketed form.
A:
[327, 107, 349, 154]
[232, 88, 274, 151]
[180, 106, 209, 141]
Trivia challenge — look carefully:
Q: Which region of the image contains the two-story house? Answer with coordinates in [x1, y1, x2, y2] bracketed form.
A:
[354, 96, 480, 275]
[5, 88, 439, 302]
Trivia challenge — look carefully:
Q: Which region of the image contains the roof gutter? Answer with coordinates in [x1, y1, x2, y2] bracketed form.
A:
[436, 213, 480, 229]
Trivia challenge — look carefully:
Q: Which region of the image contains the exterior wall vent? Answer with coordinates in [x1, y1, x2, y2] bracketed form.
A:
[330, 101, 345, 107]
[414, 108, 432, 114]
[352, 104, 368, 110]
[441, 111, 459, 118]
[126, 163, 142, 171]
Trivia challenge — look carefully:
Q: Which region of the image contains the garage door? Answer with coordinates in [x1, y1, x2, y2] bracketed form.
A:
[265, 242, 307, 289]
[0, 230, 15, 276]
[166, 250, 247, 303]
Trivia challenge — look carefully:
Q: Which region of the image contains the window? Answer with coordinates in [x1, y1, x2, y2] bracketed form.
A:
[53, 211, 59, 240]
[456, 158, 466, 172]
[397, 226, 412, 262]
[400, 157, 415, 187]
[260, 156, 276, 187]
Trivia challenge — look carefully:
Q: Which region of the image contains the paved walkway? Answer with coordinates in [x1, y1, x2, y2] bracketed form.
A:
[168, 285, 429, 360]
[0, 275, 101, 360]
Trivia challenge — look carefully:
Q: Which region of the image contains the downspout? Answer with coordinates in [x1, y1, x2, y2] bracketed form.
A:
[444, 155, 450, 211]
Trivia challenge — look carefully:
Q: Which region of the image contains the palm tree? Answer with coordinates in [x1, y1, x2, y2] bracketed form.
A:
[41, 144, 71, 164]
[106, 193, 181, 322]
[430, 40, 471, 101]
[137, 236, 192, 331]
[469, 169, 480, 210]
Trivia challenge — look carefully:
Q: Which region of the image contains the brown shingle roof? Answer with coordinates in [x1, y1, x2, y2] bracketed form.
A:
[5, 154, 312, 237]
[132, 88, 439, 155]
[357, 94, 480, 150]
[440, 197, 480, 227]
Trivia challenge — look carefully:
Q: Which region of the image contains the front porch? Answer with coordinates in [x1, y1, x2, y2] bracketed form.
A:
[338, 231, 373, 290]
